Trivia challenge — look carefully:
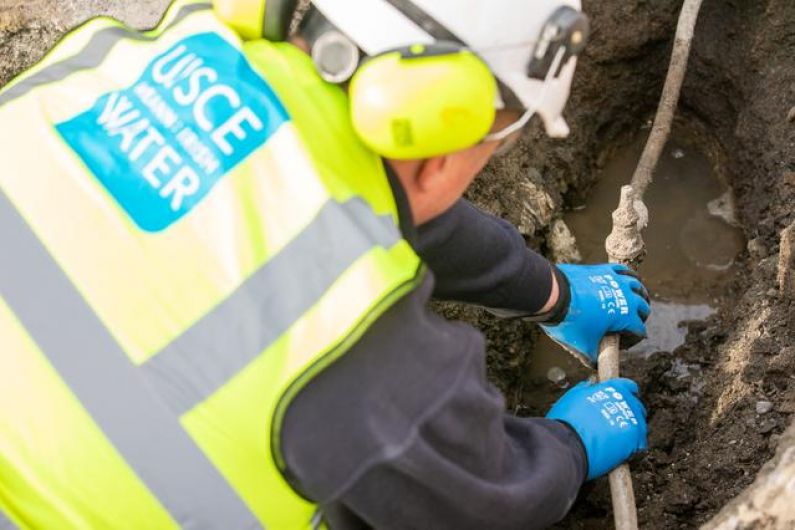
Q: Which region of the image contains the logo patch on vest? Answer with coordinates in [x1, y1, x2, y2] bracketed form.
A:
[57, 32, 288, 232]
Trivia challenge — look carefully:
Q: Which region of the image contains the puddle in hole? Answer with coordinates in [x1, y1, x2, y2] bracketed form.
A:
[525, 131, 745, 395]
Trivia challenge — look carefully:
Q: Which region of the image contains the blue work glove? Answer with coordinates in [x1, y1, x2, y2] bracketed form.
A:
[539, 264, 650, 367]
[547, 378, 648, 481]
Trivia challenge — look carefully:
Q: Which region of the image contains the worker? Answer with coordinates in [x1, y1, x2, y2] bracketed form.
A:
[0, 0, 651, 528]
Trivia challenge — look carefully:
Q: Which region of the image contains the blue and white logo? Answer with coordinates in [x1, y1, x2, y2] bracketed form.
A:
[58, 32, 289, 232]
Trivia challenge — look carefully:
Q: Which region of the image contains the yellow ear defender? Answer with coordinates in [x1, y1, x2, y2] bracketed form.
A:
[300, 7, 498, 159]
[349, 43, 497, 160]
[213, 0, 298, 41]
[215, 1, 498, 159]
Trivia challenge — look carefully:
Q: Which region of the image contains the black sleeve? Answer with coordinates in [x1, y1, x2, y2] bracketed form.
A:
[415, 199, 555, 314]
[279, 275, 587, 530]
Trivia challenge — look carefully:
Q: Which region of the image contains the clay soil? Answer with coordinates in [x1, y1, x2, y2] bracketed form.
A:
[1, 0, 794, 528]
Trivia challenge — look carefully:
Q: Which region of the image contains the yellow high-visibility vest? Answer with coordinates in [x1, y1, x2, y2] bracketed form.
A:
[0, 1, 424, 528]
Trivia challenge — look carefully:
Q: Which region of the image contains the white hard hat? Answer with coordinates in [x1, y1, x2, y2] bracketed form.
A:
[308, 0, 588, 138]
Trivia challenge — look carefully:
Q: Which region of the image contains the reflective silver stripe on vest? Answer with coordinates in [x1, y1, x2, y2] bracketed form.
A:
[143, 198, 401, 415]
[0, 2, 213, 108]
[0, 191, 262, 530]
[0, 509, 18, 530]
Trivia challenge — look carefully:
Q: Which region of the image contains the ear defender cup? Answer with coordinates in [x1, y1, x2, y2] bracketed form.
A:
[349, 43, 497, 160]
[213, 0, 298, 41]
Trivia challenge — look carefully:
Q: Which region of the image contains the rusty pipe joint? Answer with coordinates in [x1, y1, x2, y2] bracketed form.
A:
[605, 185, 647, 266]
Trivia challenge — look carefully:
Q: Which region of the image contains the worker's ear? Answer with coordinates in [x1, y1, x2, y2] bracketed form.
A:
[415, 156, 450, 193]
[387, 148, 489, 225]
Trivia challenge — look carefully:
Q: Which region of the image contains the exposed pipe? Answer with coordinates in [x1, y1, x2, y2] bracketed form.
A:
[630, 0, 705, 200]
[599, 0, 705, 528]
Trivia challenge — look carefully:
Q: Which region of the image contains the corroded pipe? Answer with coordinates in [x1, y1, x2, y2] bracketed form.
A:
[631, 0, 705, 200]
[599, 1, 705, 527]
[599, 186, 644, 530]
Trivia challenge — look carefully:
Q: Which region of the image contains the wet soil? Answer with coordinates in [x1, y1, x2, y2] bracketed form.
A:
[524, 129, 746, 406]
[460, 0, 795, 527]
[1, 0, 794, 527]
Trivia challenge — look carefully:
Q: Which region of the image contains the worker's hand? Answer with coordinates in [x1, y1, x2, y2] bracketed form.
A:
[539, 264, 650, 367]
[547, 378, 648, 481]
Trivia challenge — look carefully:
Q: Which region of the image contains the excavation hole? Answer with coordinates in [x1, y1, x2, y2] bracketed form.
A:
[527, 126, 745, 393]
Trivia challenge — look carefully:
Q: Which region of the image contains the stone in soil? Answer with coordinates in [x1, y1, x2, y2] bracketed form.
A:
[756, 401, 774, 415]
[548, 219, 582, 264]
[778, 220, 795, 299]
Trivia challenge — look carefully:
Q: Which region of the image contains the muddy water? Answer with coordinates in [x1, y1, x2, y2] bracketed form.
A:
[566, 133, 745, 304]
[525, 132, 745, 394]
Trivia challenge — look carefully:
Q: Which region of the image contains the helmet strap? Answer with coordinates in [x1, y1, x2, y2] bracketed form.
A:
[483, 47, 567, 142]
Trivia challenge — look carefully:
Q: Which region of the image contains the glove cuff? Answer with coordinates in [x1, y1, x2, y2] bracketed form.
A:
[525, 265, 570, 324]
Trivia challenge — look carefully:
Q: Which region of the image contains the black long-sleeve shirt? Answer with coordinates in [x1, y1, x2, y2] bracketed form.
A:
[280, 177, 587, 529]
